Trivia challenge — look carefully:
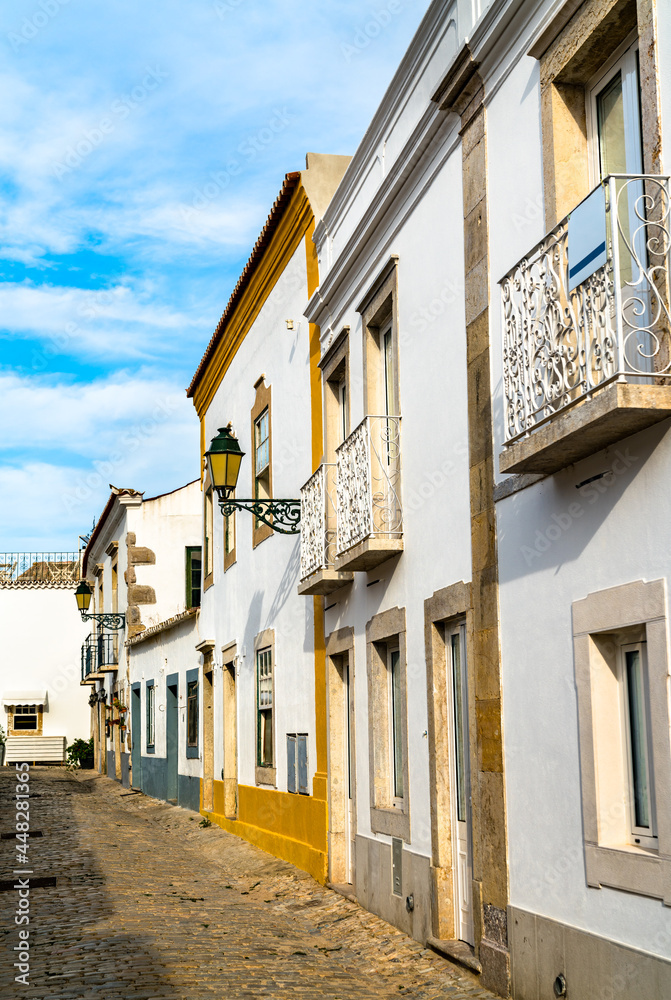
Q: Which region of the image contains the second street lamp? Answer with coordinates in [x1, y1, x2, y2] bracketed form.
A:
[75, 581, 126, 629]
[205, 423, 301, 535]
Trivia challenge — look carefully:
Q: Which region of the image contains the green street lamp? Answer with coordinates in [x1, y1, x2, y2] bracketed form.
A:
[205, 423, 301, 535]
[75, 581, 126, 629]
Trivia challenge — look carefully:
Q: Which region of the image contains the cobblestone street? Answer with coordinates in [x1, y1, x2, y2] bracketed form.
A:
[0, 769, 498, 1000]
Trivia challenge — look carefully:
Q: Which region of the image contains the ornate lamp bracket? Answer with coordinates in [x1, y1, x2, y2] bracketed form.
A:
[79, 612, 126, 630]
[215, 492, 301, 535]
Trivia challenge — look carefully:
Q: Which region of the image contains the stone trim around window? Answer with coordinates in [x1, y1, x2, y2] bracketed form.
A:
[254, 627, 276, 786]
[366, 606, 410, 842]
[185, 666, 200, 760]
[572, 578, 671, 904]
[536, 0, 661, 231]
[358, 257, 400, 418]
[7, 705, 44, 737]
[251, 376, 273, 548]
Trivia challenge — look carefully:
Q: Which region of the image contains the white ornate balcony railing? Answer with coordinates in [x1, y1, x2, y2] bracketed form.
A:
[0, 552, 80, 588]
[501, 174, 671, 444]
[299, 463, 337, 581]
[335, 415, 402, 556]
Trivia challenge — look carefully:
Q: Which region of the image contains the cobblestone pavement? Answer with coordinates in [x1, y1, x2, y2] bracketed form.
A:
[0, 768, 498, 1000]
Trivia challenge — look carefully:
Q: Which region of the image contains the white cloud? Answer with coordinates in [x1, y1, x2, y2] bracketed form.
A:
[0, 371, 200, 549]
[0, 281, 204, 361]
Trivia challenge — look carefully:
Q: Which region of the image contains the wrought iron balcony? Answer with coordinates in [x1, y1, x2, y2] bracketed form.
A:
[298, 464, 353, 595]
[80, 632, 118, 682]
[500, 174, 671, 474]
[0, 552, 80, 588]
[334, 415, 403, 572]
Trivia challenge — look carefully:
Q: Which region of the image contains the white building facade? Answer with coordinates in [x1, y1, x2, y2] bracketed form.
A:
[484, 0, 671, 997]
[301, 0, 671, 996]
[1, 554, 88, 764]
[80, 481, 202, 798]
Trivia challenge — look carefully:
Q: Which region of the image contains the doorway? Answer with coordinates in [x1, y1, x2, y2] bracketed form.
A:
[130, 684, 141, 790]
[166, 675, 178, 804]
[446, 622, 474, 945]
[202, 667, 214, 812]
[222, 654, 238, 819]
[326, 637, 356, 887]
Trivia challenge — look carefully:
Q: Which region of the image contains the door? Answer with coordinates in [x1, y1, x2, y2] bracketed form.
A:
[203, 669, 214, 812]
[130, 686, 142, 790]
[344, 653, 356, 885]
[447, 623, 474, 945]
[223, 661, 238, 819]
[166, 681, 178, 804]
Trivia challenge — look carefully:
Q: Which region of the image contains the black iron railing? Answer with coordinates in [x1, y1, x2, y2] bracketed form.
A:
[81, 633, 117, 680]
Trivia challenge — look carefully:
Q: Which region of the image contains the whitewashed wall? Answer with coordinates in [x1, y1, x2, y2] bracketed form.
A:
[200, 238, 317, 793]
[486, 8, 671, 961]
[0, 588, 90, 747]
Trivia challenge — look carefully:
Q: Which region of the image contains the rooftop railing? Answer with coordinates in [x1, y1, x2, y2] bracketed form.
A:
[0, 553, 80, 588]
[501, 174, 671, 445]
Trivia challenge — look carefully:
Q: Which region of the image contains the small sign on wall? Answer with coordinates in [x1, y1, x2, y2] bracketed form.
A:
[567, 184, 608, 291]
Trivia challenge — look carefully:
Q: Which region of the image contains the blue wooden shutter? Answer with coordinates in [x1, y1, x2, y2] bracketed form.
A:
[297, 735, 309, 795]
[287, 735, 297, 793]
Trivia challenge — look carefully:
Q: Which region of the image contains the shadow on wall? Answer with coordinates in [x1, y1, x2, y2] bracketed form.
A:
[497, 420, 669, 584]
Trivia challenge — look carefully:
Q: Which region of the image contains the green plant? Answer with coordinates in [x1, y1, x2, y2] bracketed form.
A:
[199, 816, 212, 828]
[66, 737, 94, 767]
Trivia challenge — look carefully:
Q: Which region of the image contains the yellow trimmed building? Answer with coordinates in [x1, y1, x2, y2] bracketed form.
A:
[186, 153, 350, 882]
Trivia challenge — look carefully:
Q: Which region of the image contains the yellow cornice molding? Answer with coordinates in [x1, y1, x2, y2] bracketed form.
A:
[193, 184, 313, 418]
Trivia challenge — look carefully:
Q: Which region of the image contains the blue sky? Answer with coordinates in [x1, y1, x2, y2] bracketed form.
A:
[0, 0, 429, 551]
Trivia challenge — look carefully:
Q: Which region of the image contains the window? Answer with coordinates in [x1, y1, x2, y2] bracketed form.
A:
[204, 488, 213, 584]
[146, 683, 155, 751]
[338, 379, 348, 443]
[185, 546, 202, 609]
[366, 606, 409, 841]
[359, 257, 399, 419]
[320, 327, 351, 462]
[257, 647, 273, 767]
[13, 706, 38, 731]
[186, 670, 199, 758]
[388, 647, 403, 800]
[573, 579, 671, 903]
[255, 409, 270, 478]
[621, 642, 656, 849]
[587, 39, 642, 184]
[251, 376, 273, 547]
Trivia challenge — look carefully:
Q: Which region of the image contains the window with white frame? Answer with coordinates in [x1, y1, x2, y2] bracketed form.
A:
[146, 683, 155, 750]
[388, 646, 403, 802]
[572, 579, 671, 903]
[587, 36, 643, 185]
[257, 647, 273, 768]
[620, 641, 657, 849]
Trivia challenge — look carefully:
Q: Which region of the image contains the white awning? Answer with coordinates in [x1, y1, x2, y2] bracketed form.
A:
[2, 691, 47, 708]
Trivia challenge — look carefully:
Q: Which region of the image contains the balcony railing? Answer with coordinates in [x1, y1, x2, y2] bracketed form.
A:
[501, 174, 670, 446]
[300, 463, 337, 581]
[0, 553, 80, 588]
[335, 415, 402, 558]
[81, 633, 117, 681]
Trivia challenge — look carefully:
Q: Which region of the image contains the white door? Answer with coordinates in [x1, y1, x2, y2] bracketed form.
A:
[344, 654, 356, 884]
[447, 623, 474, 945]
